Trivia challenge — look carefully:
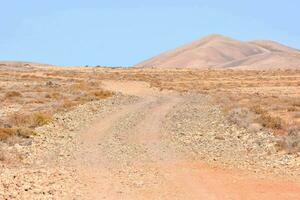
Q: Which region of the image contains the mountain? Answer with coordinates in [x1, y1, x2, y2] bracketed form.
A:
[135, 34, 300, 69]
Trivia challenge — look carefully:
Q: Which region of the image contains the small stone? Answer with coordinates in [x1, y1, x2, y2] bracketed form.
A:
[215, 136, 225, 140]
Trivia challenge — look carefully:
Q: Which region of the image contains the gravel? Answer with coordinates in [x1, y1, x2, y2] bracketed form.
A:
[1, 91, 299, 199]
[0, 93, 139, 199]
[163, 92, 300, 176]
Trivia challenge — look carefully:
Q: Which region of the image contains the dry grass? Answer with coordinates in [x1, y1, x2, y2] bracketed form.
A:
[0, 128, 18, 141]
[277, 125, 300, 153]
[1, 65, 299, 153]
[259, 114, 282, 130]
[31, 112, 52, 127]
[0, 68, 115, 145]
[8, 113, 32, 127]
[91, 90, 114, 98]
[5, 91, 22, 98]
[69, 67, 299, 138]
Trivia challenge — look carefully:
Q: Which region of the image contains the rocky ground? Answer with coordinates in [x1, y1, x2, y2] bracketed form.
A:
[164, 93, 300, 176]
[0, 81, 300, 199]
[0, 93, 138, 199]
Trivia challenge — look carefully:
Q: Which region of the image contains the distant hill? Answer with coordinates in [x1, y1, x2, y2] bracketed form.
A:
[135, 34, 300, 69]
[0, 61, 55, 71]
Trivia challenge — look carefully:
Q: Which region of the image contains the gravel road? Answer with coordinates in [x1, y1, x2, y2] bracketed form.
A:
[1, 80, 300, 200]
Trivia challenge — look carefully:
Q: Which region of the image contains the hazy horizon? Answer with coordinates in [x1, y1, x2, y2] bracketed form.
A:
[1, 1, 300, 66]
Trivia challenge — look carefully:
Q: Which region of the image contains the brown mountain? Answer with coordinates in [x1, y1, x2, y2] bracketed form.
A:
[135, 34, 300, 69]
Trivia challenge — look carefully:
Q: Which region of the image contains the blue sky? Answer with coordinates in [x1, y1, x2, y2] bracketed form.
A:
[1, 0, 299, 66]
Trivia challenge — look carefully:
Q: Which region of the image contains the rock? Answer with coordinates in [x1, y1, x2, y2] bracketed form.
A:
[248, 123, 263, 132]
[19, 139, 33, 146]
[215, 136, 225, 140]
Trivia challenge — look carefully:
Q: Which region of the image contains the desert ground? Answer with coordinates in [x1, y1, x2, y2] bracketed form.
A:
[0, 63, 299, 199]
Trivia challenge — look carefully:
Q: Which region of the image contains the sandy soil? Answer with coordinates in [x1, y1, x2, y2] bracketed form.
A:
[72, 81, 300, 200]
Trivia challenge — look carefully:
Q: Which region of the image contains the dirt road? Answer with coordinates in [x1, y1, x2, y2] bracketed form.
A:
[72, 81, 300, 200]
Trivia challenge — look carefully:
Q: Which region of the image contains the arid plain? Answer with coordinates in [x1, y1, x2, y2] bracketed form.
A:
[1, 35, 300, 199]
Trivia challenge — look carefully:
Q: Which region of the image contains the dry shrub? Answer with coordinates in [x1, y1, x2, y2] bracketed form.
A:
[0, 128, 18, 141]
[5, 134, 32, 146]
[6, 127, 35, 146]
[227, 107, 255, 128]
[7, 113, 31, 127]
[287, 106, 297, 112]
[227, 105, 283, 132]
[259, 113, 282, 130]
[32, 98, 46, 104]
[56, 99, 78, 111]
[88, 81, 102, 87]
[17, 128, 36, 138]
[31, 112, 52, 127]
[5, 91, 22, 98]
[0, 127, 35, 141]
[251, 105, 265, 115]
[51, 92, 61, 99]
[250, 105, 282, 130]
[91, 90, 114, 98]
[45, 93, 52, 98]
[277, 125, 300, 153]
[45, 81, 54, 87]
[71, 82, 89, 91]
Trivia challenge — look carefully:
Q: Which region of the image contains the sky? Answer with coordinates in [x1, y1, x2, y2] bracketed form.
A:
[1, 0, 300, 66]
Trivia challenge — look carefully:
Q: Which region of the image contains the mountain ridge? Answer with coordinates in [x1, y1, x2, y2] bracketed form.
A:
[135, 34, 300, 69]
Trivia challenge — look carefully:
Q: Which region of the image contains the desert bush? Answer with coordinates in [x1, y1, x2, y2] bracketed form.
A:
[227, 107, 255, 128]
[277, 125, 300, 153]
[45, 81, 54, 87]
[0, 128, 18, 141]
[2, 128, 34, 146]
[31, 112, 52, 127]
[259, 113, 282, 129]
[250, 105, 282, 130]
[91, 90, 114, 98]
[45, 93, 52, 98]
[72, 82, 89, 91]
[251, 105, 265, 115]
[51, 92, 61, 99]
[16, 128, 36, 138]
[7, 113, 31, 127]
[5, 91, 22, 98]
[61, 99, 77, 110]
[287, 106, 297, 112]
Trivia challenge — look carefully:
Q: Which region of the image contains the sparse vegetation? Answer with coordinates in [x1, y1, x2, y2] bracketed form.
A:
[277, 125, 300, 153]
[8, 113, 31, 127]
[5, 91, 22, 98]
[0, 128, 18, 141]
[118, 69, 299, 136]
[0, 67, 299, 155]
[0, 69, 115, 145]
[91, 90, 114, 98]
[259, 113, 282, 130]
[32, 112, 52, 127]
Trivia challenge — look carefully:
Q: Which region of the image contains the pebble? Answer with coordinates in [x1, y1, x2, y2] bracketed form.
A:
[0, 94, 139, 199]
